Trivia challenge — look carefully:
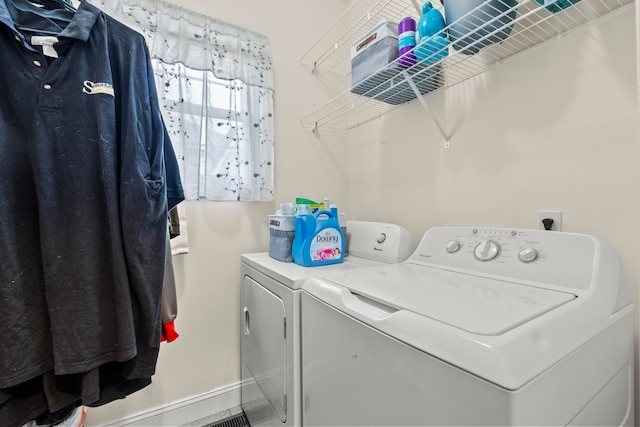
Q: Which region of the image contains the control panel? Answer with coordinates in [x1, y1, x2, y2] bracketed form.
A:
[409, 227, 599, 291]
[443, 228, 541, 263]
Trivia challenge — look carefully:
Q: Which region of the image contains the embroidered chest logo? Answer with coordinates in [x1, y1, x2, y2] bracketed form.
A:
[83, 81, 115, 97]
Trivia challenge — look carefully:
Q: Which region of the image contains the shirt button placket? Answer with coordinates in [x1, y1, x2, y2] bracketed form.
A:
[32, 53, 55, 105]
[30, 52, 48, 86]
[34, 60, 52, 92]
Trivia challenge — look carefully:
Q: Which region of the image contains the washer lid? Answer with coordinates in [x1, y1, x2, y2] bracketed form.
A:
[324, 263, 576, 336]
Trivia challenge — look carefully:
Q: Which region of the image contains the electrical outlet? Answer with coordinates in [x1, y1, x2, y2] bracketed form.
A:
[538, 211, 562, 231]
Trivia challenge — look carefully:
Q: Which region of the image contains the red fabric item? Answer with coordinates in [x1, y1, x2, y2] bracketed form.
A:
[160, 320, 179, 343]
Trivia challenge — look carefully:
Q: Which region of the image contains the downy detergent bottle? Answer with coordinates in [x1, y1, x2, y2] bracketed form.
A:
[292, 206, 344, 267]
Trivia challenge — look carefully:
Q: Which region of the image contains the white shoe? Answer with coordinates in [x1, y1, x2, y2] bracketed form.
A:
[53, 406, 87, 427]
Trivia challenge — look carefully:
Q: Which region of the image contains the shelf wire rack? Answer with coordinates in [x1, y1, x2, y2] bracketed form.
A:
[300, 0, 633, 133]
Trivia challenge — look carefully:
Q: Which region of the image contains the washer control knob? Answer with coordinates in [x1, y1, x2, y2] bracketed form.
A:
[474, 239, 499, 261]
[445, 240, 461, 253]
[519, 247, 538, 263]
[377, 233, 387, 244]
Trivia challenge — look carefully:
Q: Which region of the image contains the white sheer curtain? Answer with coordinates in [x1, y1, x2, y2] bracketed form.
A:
[89, 0, 275, 201]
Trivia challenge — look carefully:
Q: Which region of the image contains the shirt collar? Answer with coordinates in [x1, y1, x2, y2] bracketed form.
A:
[59, 1, 101, 42]
[0, 0, 101, 42]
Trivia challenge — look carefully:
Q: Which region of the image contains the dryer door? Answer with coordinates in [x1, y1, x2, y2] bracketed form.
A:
[242, 276, 287, 423]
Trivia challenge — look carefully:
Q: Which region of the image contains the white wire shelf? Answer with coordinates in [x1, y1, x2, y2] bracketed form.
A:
[300, 0, 633, 133]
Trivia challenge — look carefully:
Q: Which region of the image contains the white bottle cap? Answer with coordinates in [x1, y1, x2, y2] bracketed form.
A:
[281, 202, 294, 215]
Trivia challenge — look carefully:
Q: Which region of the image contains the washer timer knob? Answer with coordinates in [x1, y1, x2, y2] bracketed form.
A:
[519, 247, 538, 263]
[377, 233, 387, 244]
[474, 239, 500, 261]
[445, 240, 461, 253]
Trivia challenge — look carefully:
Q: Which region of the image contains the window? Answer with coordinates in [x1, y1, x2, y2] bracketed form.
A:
[90, 0, 275, 201]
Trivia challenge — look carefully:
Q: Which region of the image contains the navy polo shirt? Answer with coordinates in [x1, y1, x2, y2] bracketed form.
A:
[0, 0, 184, 416]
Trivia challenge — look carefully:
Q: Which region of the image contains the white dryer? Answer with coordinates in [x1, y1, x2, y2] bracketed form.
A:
[302, 226, 635, 426]
[240, 221, 413, 427]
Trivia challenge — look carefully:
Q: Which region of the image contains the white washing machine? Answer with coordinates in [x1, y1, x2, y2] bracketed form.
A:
[302, 226, 635, 426]
[240, 221, 413, 427]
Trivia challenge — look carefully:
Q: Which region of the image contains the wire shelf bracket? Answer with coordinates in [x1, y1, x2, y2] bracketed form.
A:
[402, 70, 450, 148]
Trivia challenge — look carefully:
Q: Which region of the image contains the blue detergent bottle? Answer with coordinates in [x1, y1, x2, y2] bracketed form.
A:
[292, 206, 344, 267]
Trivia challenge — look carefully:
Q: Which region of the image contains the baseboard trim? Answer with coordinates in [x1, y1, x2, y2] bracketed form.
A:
[100, 382, 241, 426]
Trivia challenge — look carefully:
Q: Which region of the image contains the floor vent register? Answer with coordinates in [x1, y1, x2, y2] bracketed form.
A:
[206, 412, 250, 427]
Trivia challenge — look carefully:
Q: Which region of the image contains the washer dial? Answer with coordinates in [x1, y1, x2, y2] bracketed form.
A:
[519, 247, 538, 263]
[474, 239, 500, 261]
[445, 240, 461, 253]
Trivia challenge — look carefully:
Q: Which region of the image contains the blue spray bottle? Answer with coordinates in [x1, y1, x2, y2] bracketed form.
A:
[414, 2, 449, 64]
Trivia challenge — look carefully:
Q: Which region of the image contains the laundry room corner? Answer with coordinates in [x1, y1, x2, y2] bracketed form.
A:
[15, 0, 635, 424]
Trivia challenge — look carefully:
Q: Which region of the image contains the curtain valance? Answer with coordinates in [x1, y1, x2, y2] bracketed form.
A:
[90, 0, 274, 90]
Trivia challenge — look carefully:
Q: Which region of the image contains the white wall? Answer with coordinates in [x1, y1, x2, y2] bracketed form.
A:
[86, 2, 639, 425]
[85, 0, 349, 425]
[347, 6, 640, 422]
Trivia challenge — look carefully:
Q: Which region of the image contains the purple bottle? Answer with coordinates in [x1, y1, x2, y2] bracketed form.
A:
[398, 17, 417, 69]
